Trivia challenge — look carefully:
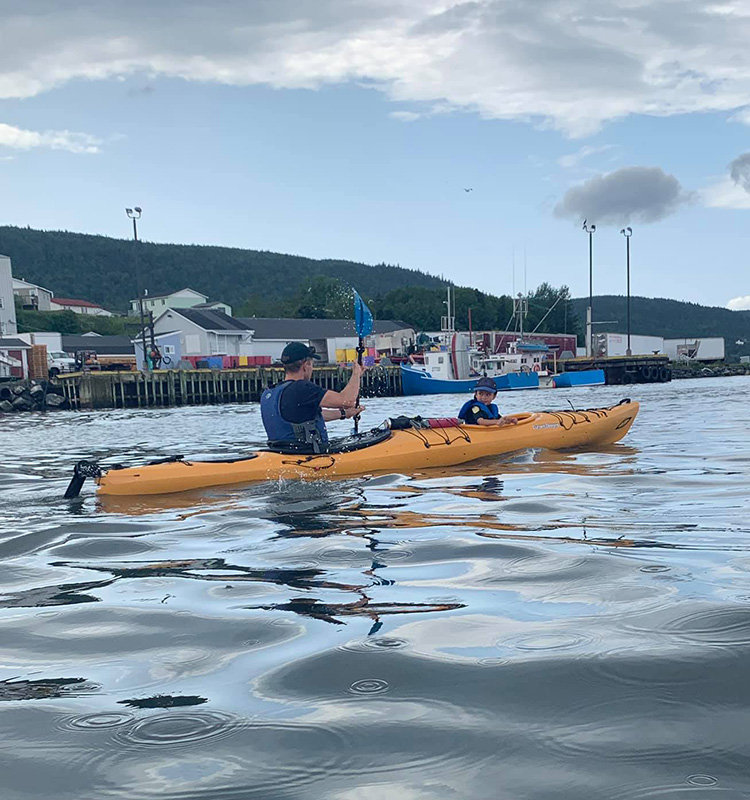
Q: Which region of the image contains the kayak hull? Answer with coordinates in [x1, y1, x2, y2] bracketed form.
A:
[96, 400, 639, 496]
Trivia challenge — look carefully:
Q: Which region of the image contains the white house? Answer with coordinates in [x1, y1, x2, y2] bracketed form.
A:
[130, 287, 208, 317]
[12, 277, 54, 312]
[49, 297, 113, 316]
[0, 255, 17, 336]
[153, 308, 254, 357]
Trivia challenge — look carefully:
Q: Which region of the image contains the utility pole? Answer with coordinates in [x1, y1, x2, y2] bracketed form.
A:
[126, 207, 148, 370]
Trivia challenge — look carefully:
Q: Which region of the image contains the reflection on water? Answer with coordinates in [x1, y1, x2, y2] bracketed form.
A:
[1, 378, 750, 798]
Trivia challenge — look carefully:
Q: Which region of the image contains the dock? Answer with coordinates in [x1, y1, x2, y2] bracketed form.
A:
[561, 354, 671, 385]
[55, 365, 404, 410]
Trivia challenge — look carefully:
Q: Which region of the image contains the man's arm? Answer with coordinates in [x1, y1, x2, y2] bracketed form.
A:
[321, 405, 365, 422]
[320, 363, 363, 409]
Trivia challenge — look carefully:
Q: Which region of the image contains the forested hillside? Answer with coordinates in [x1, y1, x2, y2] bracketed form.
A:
[0, 226, 445, 313]
[1, 225, 583, 338]
[571, 295, 750, 362]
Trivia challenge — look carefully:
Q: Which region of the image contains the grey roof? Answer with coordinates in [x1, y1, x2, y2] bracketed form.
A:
[61, 335, 134, 355]
[192, 301, 228, 309]
[0, 338, 30, 349]
[237, 317, 414, 340]
[134, 287, 207, 303]
[175, 308, 249, 332]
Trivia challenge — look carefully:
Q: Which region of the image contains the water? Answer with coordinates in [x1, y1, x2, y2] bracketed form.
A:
[1, 377, 750, 799]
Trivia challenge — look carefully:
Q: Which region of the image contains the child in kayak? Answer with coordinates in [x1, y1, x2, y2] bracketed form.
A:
[458, 377, 518, 427]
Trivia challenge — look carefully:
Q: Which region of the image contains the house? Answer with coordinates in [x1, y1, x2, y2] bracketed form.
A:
[152, 308, 254, 357]
[12, 277, 54, 312]
[129, 288, 234, 319]
[129, 287, 207, 317]
[236, 317, 416, 363]
[192, 300, 233, 316]
[0, 337, 31, 379]
[50, 297, 113, 316]
[132, 331, 183, 369]
[0, 255, 17, 336]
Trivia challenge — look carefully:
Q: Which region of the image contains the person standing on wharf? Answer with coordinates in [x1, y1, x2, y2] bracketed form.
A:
[261, 342, 365, 453]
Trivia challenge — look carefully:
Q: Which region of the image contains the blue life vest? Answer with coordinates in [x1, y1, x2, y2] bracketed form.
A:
[260, 380, 329, 452]
[458, 399, 500, 423]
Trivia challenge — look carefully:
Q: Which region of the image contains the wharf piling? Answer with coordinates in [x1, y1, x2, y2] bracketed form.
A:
[56, 365, 404, 410]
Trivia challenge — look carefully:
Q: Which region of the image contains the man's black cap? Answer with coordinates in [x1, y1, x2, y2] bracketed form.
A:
[474, 376, 498, 393]
[280, 342, 321, 364]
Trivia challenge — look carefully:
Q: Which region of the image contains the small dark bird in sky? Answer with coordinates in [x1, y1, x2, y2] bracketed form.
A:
[464, 188, 473, 192]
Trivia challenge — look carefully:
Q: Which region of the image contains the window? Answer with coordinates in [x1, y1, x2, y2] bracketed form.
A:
[0, 297, 3, 308]
[163, 345, 175, 355]
[438, 356, 444, 363]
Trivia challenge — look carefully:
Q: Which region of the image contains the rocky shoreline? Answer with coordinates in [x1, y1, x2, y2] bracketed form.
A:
[0, 380, 69, 413]
[671, 363, 750, 380]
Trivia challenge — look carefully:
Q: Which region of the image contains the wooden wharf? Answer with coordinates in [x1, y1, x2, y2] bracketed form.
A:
[56, 365, 404, 410]
[562, 354, 672, 385]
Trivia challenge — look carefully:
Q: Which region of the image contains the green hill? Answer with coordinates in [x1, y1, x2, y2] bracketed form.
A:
[0, 225, 446, 314]
[1, 226, 583, 338]
[571, 295, 750, 362]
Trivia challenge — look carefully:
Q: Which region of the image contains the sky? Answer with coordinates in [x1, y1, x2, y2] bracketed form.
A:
[1, 0, 750, 309]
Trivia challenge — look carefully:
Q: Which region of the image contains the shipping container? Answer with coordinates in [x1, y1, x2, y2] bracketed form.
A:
[663, 337, 725, 362]
[594, 332, 664, 358]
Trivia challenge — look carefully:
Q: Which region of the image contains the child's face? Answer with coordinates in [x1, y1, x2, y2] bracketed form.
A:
[475, 389, 497, 404]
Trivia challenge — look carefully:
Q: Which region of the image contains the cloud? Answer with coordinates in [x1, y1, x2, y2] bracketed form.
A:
[701, 151, 750, 209]
[0, 123, 101, 154]
[702, 176, 750, 209]
[729, 152, 750, 193]
[554, 166, 693, 224]
[557, 145, 615, 169]
[389, 111, 421, 122]
[727, 295, 750, 311]
[3, 2, 750, 135]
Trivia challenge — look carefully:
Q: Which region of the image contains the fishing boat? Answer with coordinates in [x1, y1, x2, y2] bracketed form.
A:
[66, 399, 639, 497]
[401, 289, 604, 396]
[401, 336, 604, 395]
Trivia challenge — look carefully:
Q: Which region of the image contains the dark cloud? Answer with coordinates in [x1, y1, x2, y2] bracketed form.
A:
[729, 153, 750, 193]
[554, 166, 693, 225]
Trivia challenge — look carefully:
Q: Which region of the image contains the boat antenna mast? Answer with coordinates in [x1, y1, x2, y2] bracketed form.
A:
[514, 292, 528, 341]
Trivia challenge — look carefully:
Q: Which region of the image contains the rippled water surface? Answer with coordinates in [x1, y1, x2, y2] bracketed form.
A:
[2, 378, 750, 799]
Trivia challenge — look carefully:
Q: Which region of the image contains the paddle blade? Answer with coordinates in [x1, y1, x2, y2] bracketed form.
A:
[353, 290, 374, 337]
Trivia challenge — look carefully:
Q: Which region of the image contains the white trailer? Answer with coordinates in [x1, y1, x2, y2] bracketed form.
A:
[663, 337, 725, 362]
[594, 332, 664, 358]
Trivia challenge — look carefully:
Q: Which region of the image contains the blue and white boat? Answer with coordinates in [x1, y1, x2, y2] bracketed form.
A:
[401, 333, 605, 396]
[401, 335, 542, 396]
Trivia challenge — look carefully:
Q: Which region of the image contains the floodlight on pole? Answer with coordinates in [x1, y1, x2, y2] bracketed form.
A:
[582, 220, 596, 357]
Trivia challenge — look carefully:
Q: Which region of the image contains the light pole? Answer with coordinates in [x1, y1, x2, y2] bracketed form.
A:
[620, 226, 633, 356]
[582, 220, 596, 357]
[126, 207, 148, 370]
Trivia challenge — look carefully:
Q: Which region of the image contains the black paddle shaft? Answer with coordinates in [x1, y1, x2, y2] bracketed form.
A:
[353, 336, 364, 434]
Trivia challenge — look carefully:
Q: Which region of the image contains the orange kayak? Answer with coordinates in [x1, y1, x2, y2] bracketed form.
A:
[86, 399, 639, 496]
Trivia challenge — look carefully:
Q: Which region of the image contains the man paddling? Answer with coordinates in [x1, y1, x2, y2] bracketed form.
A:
[260, 342, 365, 453]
